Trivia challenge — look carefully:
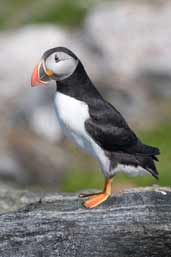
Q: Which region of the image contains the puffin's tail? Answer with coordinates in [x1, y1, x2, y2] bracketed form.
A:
[139, 154, 159, 180]
[111, 152, 159, 180]
[133, 143, 160, 179]
[142, 144, 160, 156]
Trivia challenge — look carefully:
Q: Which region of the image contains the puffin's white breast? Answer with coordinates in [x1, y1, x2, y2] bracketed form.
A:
[54, 92, 110, 174]
[55, 92, 89, 137]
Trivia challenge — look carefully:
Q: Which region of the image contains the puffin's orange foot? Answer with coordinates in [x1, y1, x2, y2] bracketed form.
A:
[83, 192, 110, 209]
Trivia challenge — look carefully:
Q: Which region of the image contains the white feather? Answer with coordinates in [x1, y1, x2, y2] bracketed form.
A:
[112, 164, 148, 176]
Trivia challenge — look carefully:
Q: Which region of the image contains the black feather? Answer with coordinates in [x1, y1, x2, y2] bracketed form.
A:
[152, 155, 159, 161]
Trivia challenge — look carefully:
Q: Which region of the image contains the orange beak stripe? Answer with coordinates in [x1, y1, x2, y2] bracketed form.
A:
[31, 63, 44, 87]
[45, 69, 54, 76]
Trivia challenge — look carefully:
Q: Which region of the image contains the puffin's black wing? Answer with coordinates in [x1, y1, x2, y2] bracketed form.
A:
[85, 118, 137, 151]
[85, 99, 159, 156]
[85, 100, 137, 151]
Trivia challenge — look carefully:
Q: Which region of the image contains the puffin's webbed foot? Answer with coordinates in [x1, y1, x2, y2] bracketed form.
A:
[83, 192, 110, 208]
[80, 178, 113, 209]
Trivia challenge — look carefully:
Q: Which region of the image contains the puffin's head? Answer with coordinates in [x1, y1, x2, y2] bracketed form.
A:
[31, 47, 79, 87]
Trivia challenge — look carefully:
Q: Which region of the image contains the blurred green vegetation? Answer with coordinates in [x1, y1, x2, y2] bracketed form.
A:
[0, 0, 164, 30]
[62, 123, 171, 192]
[31, 1, 88, 28]
[0, 0, 96, 29]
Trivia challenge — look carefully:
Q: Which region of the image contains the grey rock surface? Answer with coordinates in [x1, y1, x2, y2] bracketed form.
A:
[0, 184, 170, 257]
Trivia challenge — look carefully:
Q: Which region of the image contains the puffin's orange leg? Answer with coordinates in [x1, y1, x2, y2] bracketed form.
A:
[83, 178, 112, 209]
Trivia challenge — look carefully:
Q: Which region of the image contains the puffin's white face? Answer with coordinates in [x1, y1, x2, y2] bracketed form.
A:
[45, 51, 78, 81]
[31, 48, 79, 86]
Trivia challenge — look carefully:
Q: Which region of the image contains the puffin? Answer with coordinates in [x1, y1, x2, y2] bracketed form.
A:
[31, 47, 160, 208]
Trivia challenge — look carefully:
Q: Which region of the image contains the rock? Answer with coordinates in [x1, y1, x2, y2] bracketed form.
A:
[0, 184, 170, 257]
[30, 105, 62, 143]
[0, 25, 75, 145]
[0, 25, 73, 185]
[0, 155, 27, 183]
[84, 1, 171, 78]
[83, 1, 171, 125]
[0, 25, 66, 99]
[8, 128, 71, 186]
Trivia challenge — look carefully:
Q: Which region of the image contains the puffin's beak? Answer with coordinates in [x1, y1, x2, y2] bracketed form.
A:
[31, 62, 53, 87]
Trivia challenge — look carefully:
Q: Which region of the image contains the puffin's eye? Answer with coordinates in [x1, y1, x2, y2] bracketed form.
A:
[54, 54, 60, 63]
